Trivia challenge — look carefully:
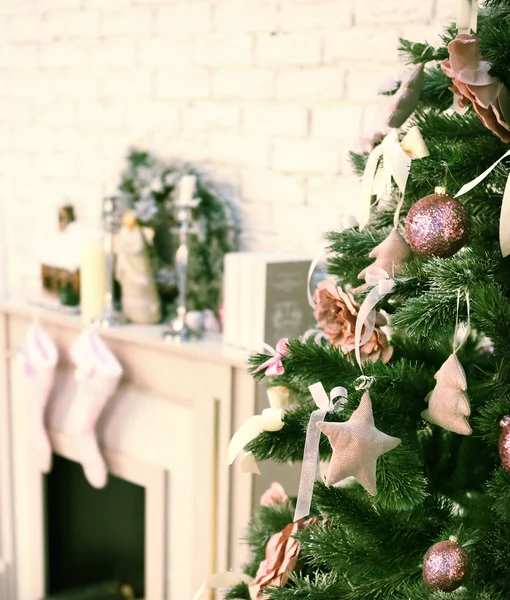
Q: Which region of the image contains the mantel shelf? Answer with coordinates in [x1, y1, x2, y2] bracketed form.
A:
[0, 297, 250, 369]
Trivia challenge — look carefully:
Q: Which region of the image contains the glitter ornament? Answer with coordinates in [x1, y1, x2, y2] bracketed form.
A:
[498, 416, 510, 471]
[405, 187, 471, 258]
[422, 539, 469, 592]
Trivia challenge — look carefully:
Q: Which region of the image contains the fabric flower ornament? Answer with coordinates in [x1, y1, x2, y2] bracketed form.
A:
[441, 33, 510, 142]
[249, 518, 317, 599]
[260, 482, 289, 507]
[313, 280, 393, 364]
[252, 338, 290, 377]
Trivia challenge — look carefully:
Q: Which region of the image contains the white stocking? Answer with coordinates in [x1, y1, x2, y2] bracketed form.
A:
[21, 324, 58, 474]
[68, 329, 123, 488]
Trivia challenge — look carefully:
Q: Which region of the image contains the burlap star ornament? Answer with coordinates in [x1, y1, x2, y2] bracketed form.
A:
[421, 353, 472, 435]
[317, 391, 401, 495]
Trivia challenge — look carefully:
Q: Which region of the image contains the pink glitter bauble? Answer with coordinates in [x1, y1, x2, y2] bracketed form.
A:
[405, 188, 471, 258]
[422, 540, 469, 592]
[499, 416, 510, 471]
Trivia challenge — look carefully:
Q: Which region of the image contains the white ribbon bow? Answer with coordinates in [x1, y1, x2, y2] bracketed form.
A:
[227, 390, 288, 467]
[359, 127, 429, 230]
[354, 267, 395, 370]
[455, 149, 510, 257]
[192, 571, 253, 600]
[294, 382, 348, 522]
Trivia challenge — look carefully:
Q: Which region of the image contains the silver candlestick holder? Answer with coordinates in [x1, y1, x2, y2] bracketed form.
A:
[95, 193, 128, 329]
[163, 179, 201, 343]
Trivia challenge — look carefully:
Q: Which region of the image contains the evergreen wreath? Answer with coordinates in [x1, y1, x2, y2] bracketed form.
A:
[118, 149, 239, 318]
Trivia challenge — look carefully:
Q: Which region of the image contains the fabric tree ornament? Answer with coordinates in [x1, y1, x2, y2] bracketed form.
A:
[358, 227, 413, 281]
[115, 211, 161, 325]
[20, 324, 58, 474]
[421, 353, 472, 435]
[68, 329, 123, 488]
[387, 63, 425, 129]
[317, 391, 401, 495]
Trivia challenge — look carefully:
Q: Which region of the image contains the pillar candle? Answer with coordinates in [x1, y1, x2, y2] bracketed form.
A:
[80, 233, 106, 324]
[177, 175, 197, 206]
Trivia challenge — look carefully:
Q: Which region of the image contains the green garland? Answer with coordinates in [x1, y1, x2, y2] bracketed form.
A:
[117, 149, 239, 318]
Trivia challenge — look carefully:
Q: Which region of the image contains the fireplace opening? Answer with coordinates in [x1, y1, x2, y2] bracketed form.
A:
[44, 455, 145, 599]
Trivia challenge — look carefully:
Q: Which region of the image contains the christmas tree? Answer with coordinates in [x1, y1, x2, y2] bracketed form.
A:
[226, 1, 510, 598]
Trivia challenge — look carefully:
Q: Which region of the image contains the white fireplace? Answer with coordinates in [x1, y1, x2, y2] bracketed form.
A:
[0, 301, 278, 600]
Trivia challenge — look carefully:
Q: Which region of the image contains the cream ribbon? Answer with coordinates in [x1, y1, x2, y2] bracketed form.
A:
[227, 387, 290, 466]
[192, 571, 253, 600]
[307, 246, 326, 309]
[294, 382, 348, 522]
[457, 0, 478, 34]
[359, 127, 429, 230]
[240, 451, 261, 475]
[455, 149, 510, 257]
[354, 267, 395, 370]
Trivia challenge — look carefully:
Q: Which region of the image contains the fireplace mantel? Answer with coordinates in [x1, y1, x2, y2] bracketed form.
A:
[0, 299, 276, 600]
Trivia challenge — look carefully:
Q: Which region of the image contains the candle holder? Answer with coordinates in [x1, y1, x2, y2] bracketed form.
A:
[163, 176, 201, 343]
[95, 194, 128, 329]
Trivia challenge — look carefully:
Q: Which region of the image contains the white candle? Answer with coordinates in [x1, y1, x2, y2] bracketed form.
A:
[80, 232, 107, 324]
[177, 175, 197, 206]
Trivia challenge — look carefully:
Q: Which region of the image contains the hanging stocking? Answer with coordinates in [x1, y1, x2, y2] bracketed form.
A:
[20, 324, 58, 473]
[68, 329, 123, 488]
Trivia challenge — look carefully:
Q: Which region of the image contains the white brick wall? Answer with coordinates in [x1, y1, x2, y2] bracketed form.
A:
[0, 0, 456, 294]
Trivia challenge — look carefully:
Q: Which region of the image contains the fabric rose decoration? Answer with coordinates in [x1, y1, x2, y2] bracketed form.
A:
[260, 482, 288, 507]
[313, 280, 393, 364]
[441, 33, 510, 142]
[249, 518, 317, 599]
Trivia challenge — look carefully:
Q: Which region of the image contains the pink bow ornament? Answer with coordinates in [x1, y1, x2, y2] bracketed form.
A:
[251, 338, 290, 377]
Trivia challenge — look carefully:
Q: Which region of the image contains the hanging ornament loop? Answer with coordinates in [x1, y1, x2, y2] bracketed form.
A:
[355, 375, 376, 391]
[294, 382, 348, 522]
[354, 267, 395, 371]
[453, 288, 471, 355]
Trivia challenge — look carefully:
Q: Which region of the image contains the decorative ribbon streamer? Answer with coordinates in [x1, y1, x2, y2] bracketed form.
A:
[359, 127, 429, 230]
[455, 149, 510, 257]
[251, 338, 289, 377]
[192, 571, 253, 600]
[294, 382, 348, 521]
[457, 0, 478, 34]
[354, 267, 396, 370]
